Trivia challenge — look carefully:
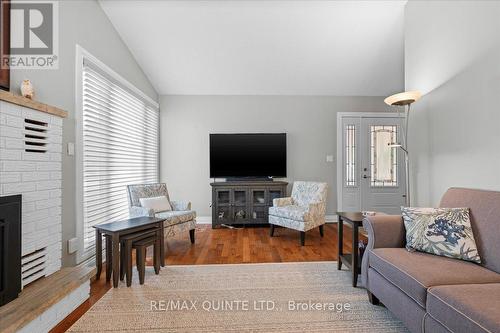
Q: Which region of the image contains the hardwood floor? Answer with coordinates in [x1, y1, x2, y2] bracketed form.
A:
[51, 223, 365, 332]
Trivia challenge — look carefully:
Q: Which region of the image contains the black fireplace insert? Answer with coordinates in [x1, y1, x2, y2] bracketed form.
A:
[0, 195, 21, 306]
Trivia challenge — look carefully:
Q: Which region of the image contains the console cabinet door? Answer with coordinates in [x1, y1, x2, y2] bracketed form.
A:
[232, 189, 249, 223]
[250, 188, 267, 223]
[215, 189, 232, 224]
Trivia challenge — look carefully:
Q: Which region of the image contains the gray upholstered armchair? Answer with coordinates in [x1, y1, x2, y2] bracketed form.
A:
[269, 181, 328, 246]
[127, 183, 196, 243]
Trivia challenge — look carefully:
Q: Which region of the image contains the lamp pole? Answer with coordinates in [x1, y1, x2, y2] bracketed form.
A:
[399, 143, 410, 207]
[402, 103, 411, 207]
[384, 91, 421, 207]
[389, 141, 410, 206]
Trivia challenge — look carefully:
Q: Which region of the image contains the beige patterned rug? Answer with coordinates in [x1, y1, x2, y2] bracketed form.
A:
[69, 262, 407, 332]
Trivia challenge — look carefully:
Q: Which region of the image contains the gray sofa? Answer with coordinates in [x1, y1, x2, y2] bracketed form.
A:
[362, 188, 500, 333]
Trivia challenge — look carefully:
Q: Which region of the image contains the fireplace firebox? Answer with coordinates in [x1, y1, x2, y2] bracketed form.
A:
[0, 195, 21, 306]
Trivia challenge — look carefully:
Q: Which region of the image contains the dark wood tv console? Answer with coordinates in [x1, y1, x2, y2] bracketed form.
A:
[210, 181, 288, 228]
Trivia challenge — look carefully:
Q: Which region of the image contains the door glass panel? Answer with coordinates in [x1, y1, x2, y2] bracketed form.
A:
[234, 190, 246, 205]
[217, 207, 230, 221]
[251, 206, 267, 220]
[233, 207, 247, 220]
[345, 124, 356, 187]
[252, 190, 265, 204]
[370, 125, 398, 187]
[269, 190, 282, 204]
[217, 190, 230, 204]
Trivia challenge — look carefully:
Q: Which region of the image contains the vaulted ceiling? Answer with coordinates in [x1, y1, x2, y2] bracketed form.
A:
[100, 0, 405, 96]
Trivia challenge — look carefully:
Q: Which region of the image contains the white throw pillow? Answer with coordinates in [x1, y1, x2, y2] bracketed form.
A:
[139, 196, 172, 213]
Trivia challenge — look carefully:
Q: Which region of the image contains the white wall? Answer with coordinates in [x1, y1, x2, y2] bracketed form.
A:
[9, 1, 158, 266]
[405, 0, 500, 205]
[160, 95, 391, 217]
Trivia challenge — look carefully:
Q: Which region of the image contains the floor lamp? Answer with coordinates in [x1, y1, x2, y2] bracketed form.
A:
[384, 91, 421, 207]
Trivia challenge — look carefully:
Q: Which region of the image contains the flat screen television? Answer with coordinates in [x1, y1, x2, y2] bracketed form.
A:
[210, 133, 286, 179]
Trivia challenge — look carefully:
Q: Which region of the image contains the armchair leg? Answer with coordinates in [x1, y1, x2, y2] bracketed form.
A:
[300, 231, 305, 246]
[189, 229, 195, 244]
[269, 224, 275, 237]
[319, 225, 324, 237]
[367, 291, 380, 305]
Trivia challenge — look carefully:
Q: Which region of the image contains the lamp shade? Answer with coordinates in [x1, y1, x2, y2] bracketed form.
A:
[384, 91, 421, 106]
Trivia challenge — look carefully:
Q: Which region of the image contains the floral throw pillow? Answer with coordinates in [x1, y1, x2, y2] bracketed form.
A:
[401, 207, 481, 263]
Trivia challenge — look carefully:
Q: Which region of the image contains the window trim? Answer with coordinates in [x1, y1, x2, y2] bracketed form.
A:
[75, 45, 159, 263]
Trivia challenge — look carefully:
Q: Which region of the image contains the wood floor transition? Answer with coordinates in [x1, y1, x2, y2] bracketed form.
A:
[50, 223, 365, 332]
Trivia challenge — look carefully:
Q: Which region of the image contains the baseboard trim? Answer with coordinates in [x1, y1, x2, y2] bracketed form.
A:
[325, 215, 338, 223]
[196, 216, 212, 224]
[196, 215, 338, 225]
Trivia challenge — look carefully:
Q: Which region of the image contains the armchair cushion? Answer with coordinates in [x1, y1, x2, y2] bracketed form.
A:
[269, 202, 326, 222]
[155, 210, 196, 227]
[369, 248, 500, 308]
[269, 214, 325, 232]
[269, 205, 309, 221]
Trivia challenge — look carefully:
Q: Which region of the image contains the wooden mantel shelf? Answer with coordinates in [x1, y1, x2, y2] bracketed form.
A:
[0, 90, 68, 118]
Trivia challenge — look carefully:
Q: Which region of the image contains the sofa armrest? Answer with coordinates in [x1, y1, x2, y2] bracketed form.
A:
[129, 206, 154, 218]
[363, 215, 405, 249]
[361, 215, 405, 289]
[273, 197, 293, 207]
[170, 200, 191, 211]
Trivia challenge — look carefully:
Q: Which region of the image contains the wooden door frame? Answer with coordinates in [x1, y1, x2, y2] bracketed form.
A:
[336, 112, 402, 212]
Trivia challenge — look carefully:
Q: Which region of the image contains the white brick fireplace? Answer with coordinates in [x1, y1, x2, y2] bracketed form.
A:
[0, 99, 63, 286]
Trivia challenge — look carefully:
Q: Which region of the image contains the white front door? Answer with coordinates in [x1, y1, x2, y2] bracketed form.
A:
[338, 113, 406, 214]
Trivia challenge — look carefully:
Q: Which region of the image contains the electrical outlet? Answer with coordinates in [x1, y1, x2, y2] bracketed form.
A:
[326, 155, 334, 163]
[67, 142, 75, 156]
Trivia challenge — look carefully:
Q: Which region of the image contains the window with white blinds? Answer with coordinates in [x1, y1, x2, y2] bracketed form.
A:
[80, 60, 159, 261]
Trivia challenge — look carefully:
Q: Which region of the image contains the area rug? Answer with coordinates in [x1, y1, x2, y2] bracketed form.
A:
[69, 262, 408, 332]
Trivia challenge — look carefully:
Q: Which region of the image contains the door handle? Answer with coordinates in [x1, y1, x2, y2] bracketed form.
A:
[362, 175, 371, 179]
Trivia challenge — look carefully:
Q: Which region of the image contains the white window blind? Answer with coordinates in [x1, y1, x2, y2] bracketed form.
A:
[81, 60, 159, 260]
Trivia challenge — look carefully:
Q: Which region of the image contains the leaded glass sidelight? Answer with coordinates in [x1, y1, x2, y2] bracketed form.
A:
[370, 125, 398, 187]
[345, 124, 356, 187]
